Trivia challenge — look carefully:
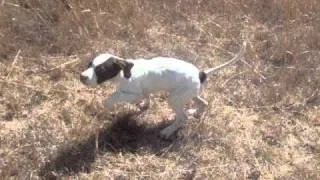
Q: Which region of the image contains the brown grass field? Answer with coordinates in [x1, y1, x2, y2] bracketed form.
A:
[1, 0, 320, 179]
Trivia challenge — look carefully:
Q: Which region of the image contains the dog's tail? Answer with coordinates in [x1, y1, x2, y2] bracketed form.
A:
[199, 41, 247, 83]
[204, 41, 247, 76]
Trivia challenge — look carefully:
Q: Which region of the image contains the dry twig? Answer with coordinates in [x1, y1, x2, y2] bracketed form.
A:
[47, 58, 80, 72]
[6, 50, 21, 79]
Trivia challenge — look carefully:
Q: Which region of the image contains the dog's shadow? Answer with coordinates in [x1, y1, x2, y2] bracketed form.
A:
[39, 110, 180, 178]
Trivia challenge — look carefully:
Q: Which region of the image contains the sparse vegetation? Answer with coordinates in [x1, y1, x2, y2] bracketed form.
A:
[0, 0, 320, 179]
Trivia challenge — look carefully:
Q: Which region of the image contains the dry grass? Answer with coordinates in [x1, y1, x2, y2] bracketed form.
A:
[1, 0, 320, 179]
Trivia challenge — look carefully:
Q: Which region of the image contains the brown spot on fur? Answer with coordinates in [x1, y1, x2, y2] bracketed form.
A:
[114, 58, 134, 79]
[199, 71, 207, 83]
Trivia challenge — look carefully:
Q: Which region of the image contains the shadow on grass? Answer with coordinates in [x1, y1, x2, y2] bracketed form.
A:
[39, 110, 178, 179]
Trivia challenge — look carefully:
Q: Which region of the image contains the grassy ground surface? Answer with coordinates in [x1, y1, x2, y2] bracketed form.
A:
[0, 0, 320, 179]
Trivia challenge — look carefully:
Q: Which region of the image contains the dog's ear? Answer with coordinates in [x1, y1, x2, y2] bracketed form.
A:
[113, 57, 134, 79]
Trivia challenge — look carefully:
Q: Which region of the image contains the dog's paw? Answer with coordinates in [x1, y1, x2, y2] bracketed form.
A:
[187, 108, 202, 119]
[187, 108, 197, 115]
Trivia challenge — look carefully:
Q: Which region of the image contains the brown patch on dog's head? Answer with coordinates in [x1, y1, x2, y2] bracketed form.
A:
[80, 54, 134, 86]
[112, 58, 134, 79]
[93, 57, 134, 83]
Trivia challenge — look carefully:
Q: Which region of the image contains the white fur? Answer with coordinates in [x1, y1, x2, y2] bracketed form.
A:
[81, 42, 246, 138]
[103, 57, 205, 138]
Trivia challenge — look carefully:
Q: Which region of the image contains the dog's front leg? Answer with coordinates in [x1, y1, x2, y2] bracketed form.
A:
[104, 91, 143, 111]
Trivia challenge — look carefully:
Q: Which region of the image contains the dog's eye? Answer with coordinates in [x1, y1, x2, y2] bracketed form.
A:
[87, 61, 93, 68]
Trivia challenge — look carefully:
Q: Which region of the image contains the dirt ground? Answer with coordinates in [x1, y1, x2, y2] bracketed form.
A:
[0, 0, 320, 179]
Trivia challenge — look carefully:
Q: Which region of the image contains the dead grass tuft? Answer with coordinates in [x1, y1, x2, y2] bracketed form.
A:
[1, 0, 320, 179]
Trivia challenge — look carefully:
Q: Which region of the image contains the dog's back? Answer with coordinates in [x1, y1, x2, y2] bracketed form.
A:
[118, 57, 201, 95]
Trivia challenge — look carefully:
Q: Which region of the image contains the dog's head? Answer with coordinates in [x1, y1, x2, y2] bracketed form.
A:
[80, 53, 134, 87]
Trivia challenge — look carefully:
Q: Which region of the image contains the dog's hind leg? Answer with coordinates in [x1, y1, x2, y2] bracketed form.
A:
[160, 107, 187, 139]
[160, 89, 196, 139]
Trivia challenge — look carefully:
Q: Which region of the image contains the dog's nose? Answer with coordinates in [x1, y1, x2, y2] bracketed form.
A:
[80, 74, 88, 84]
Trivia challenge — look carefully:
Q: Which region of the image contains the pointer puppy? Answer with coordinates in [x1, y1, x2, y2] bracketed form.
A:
[80, 42, 246, 138]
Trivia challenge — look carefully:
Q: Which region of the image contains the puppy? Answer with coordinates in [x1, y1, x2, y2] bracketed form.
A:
[80, 42, 246, 138]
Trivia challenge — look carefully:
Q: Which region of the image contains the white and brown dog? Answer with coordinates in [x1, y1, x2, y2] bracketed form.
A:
[80, 42, 246, 138]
